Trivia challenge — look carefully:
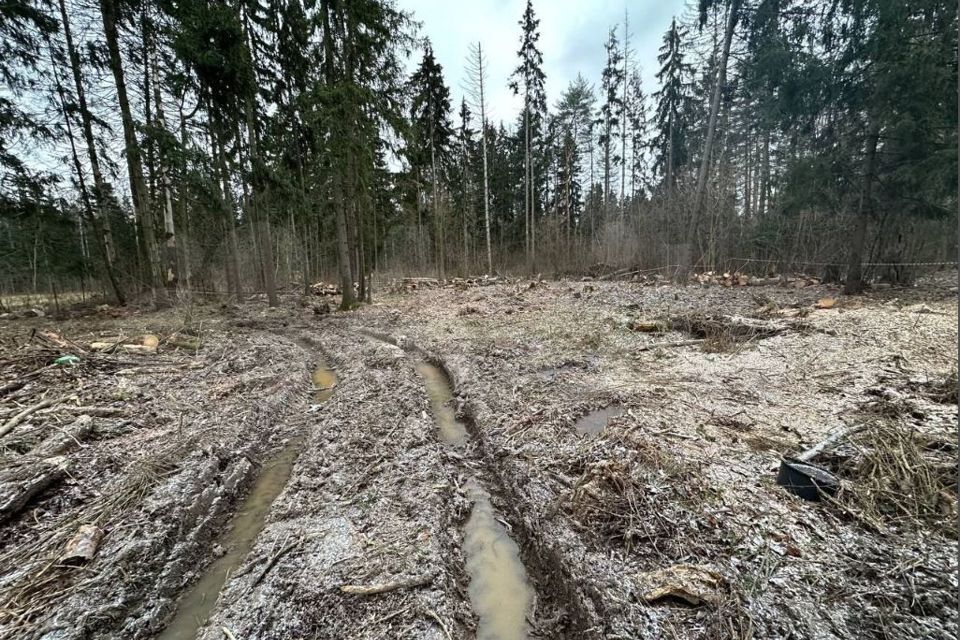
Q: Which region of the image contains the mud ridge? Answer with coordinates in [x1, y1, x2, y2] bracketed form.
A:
[362, 329, 603, 638]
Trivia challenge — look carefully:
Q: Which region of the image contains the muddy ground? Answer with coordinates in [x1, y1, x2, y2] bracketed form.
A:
[0, 271, 956, 639]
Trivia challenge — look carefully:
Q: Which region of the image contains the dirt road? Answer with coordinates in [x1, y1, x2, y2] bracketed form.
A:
[0, 273, 956, 639]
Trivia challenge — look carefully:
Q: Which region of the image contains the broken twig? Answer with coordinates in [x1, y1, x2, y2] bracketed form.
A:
[339, 571, 436, 596]
[0, 396, 61, 439]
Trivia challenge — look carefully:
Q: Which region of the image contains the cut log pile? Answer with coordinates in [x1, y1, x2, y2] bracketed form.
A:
[88, 331, 200, 354]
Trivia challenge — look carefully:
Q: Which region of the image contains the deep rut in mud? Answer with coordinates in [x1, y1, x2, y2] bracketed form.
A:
[362, 323, 604, 638]
[417, 360, 532, 640]
[156, 357, 337, 640]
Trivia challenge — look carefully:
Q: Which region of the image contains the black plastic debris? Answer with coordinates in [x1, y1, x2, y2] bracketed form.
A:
[776, 457, 839, 501]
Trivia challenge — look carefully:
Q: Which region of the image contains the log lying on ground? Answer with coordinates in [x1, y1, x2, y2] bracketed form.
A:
[669, 314, 792, 340]
[89, 342, 157, 355]
[32, 415, 94, 457]
[637, 339, 706, 352]
[59, 406, 125, 418]
[0, 457, 70, 523]
[796, 424, 869, 462]
[89, 334, 160, 354]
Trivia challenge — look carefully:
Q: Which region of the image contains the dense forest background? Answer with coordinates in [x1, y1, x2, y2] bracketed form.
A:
[1, 0, 956, 308]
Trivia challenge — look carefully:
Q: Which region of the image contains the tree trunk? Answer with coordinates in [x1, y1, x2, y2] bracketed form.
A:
[147, 18, 178, 293]
[759, 130, 770, 218]
[524, 107, 531, 263]
[334, 176, 355, 310]
[56, 0, 126, 305]
[685, 0, 741, 279]
[100, 0, 166, 305]
[845, 121, 880, 294]
[478, 50, 493, 275]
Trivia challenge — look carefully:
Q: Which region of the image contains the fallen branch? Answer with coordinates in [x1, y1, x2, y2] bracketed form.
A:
[796, 424, 869, 462]
[249, 537, 301, 590]
[0, 380, 27, 398]
[59, 406, 125, 418]
[423, 607, 453, 640]
[340, 571, 436, 596]
[89, 342, 156, 355]
[637, 339, 705, 352]
[32, 415, 94, 457]
[0, 458, 69, 523]
[0, 364, 57, 398]
[0, 396, 61, 439]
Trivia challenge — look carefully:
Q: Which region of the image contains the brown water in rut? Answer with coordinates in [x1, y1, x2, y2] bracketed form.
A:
[416, 361, 532, 640]
[156, 361, 337, 639]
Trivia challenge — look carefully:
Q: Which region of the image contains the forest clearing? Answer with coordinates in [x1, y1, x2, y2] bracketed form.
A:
[0, 271, 956, 639]
[1, 0, 957, 637]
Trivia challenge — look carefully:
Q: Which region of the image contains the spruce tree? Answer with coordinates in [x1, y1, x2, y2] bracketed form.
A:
[653, 18, 695, 191]
[598, 28, 624, 219]
[409, 43, 454, 279]
[509, 0, 546, 265]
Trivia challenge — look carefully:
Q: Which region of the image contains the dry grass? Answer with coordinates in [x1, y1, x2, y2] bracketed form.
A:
[839, 421, 957, 533]
[667, 313, 790, 353]
[564, 438, 706, 555]
[0, 446, 180, 637]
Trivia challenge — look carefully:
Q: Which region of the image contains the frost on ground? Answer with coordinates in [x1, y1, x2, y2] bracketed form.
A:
[0, 272, 955, 639]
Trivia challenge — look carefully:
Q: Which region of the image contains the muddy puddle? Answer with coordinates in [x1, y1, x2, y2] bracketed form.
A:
[464, 480, 532, 640]
[158, 363, 337, 639]
[156, 438, 303, 640]
[415, 361, 467, 446]
[575, 404, 623, 436]
[416, 361, 533, 639]
[312, 361, 338, 402]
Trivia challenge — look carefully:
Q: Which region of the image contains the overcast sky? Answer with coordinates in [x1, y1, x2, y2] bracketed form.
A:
[398, 0, 690, 127]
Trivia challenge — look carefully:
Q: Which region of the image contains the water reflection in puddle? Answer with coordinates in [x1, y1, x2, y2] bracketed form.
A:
[574, 404, 623, 437]
[312, 362, 338, 402]
[464, 480, 532, 640]
[416, 361, 531, 639]
[415, 362, 467, 446]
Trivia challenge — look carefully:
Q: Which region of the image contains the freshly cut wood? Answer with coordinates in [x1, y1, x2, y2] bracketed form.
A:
[139, 334, 160, 349]
[0, 457, 69, 523]
[60, 524, 104, 564]
[340, 571, 436, 596]
[32, 415, 94, 457]
[89, 342, 157, 354]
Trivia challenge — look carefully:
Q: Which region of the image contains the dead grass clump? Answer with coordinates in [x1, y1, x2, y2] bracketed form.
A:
[925, 370, 958, 405]
[841, 422, 957, 532]
[668, 313, 788, 353]
[565, 441, 705, 554]
[701, 591, 755, 640]
[702, 334, 736, 353]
